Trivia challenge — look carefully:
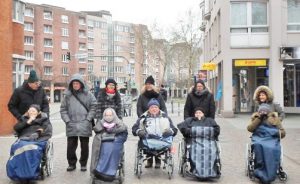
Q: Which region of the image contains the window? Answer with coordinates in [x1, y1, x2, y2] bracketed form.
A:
[130, 47, 135, 53]
[114, 45, 122, 52]
[101, 65, 107, 72]
[62, 67, 68, 75]
[12, 58, 24, 89]
[101, 44, 107, 50]
[79, 68, 86, 75]
[25, 7, 34, 17]
[230, 2, 268, 33]
[44, 38, 53, 47]
[44, 66, 53, 75]
[25, 65, 34, 74]
[13, 0, 25, 23]
[114, 66, 123, 73]
[287, 0, 300, 31]
[61, 41, 69, 49]
[62, 54, 69, 62]
[44, 11, 52, 20]
[79, 17, 86, 25]
[101, 33, 107, 39]
[79, 43, 86, 50]
[44, 25, 53, 34]
[88, 64, 93, 73]
[100, 56, 108, 61]
[24, 22, 34, 31]
[44, 52, 53, 61]
[79, 30, 86, 38]
[24, 36, 34, 45]
[61, 15, 69, 23]
[62, 28, 69, 36]
[114, 35, 123, 42]
[25, 51, 34, 60]
[88, 30, 94, 38]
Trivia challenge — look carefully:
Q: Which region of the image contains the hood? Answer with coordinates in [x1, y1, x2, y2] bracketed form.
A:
[65, 73, 88, 95]
[253, 85, 273, 103]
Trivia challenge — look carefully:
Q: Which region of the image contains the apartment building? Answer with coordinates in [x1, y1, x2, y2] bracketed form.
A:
[0, 0, 25, 134]
[200, 0, 300, 117]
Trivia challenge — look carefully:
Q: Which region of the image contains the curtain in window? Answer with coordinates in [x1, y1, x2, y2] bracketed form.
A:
[231, 3, 247, 26]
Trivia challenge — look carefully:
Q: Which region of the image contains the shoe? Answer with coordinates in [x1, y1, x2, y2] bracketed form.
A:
[66, 165, 76, 171]
[81, 166, 87, 171]
[145, 161, 153, 168]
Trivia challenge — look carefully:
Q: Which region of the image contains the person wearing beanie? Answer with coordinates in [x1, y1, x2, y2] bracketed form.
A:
[177, 107, 220, 175]
[132, 98, 177, 169]
[60, 73, 97, 172]
[8, 70, 49, 121]
[159, 84, 168, 102]
[96, 78, 122, 120]
[136, 76, 167, 117]
[253, 85, 285, 121]
[184, 79, 216, 120]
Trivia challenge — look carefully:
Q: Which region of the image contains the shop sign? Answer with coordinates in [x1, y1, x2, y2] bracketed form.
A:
[234, 59, 267, 67]
[202, 63, 216, 70]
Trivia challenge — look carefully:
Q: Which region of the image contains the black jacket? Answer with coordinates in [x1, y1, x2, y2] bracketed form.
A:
[184, 88, 215, 119]
[160, 88, 168, 102]
[8, 82, 49, 120]
[96, 89, 122, 120]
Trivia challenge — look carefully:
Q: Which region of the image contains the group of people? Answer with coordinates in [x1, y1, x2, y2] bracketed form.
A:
[6, 70, 286, 183]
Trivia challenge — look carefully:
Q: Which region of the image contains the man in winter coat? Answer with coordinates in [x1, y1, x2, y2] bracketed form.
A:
[136, 75, 167, 117]
[60, 74, 97, 172]
[8, 70, 49, 121]
[184, 79, 215, 120]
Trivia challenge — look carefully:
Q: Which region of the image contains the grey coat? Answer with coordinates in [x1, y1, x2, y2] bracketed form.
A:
[60, 74, 97, 137]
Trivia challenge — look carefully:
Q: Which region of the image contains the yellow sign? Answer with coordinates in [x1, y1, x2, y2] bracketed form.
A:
[234, 59, 267, 67]
[202, 63, 216, 70]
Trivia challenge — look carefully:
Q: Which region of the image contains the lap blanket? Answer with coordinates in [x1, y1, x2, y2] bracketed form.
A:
[95, 133, 127, 181]
[6, 140, 47, 181]
[252, 123, 281, 183]
[142, 136, 172, 151]
[190, 126, 218, 179]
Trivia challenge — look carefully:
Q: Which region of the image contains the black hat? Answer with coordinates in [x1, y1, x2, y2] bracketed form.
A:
[195, 79, 205, 87]
[145, 75, 155, 85]
[29, 104, 41, 112]
[105, 78, 117, 86]
[194, 106, 205, 113]
[27, 70, 39, 83]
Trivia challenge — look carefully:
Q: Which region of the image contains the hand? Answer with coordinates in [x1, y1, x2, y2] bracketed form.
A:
[162, 129, 173, 137]
[137, 130, 146, 139]
[36, 128, 44, 135]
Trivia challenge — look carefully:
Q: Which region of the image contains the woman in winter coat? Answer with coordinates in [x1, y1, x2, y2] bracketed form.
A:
[96, 78, 122, 120]
[184, 79, 216, 120]
[14, 104, 52, 141]
[136, 75, 167, 117]
[253, 85, 285, 121]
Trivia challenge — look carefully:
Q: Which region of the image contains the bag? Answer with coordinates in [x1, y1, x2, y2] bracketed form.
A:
[72, 93, 95, 127]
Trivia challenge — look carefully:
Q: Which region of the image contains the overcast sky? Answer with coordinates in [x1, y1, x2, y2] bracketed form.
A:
[23, 0, 200, 29]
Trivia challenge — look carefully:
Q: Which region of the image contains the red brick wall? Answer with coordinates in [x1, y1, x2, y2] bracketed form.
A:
[0, 0, 15, 135]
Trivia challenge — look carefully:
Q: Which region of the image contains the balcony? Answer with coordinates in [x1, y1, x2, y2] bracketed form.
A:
[203, 12, 211, 21]
[200, 22, 206, 31]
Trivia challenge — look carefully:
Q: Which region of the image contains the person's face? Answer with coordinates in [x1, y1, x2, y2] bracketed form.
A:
[145, 83, 153, 91]
[259, 92, 267, 102]
[72, 81, 82, 91]
[148, 105, 160, 115]
[104, 110, 114, 122]
[28, 81, 40, 90]
[28, 107, 39, 118]
[195, 110, 204, 119]
[196, 83, 204, 92]
[106, 83, 115, 90]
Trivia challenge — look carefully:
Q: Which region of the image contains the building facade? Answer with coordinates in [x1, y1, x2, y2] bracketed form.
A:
[200, 0, 300, 117]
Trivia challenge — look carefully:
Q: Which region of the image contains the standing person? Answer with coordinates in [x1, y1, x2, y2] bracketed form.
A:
[96, 78, 122, 120]
[137, 75, 167, 117]
[8, 70, 49, 121]
[60, 73, 97, 172]
[253, 85, 285, 121]
[159, 84, 168, 102]
[184, 79, 216, 120]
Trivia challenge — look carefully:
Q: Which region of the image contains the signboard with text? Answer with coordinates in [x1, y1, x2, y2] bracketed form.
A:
[202, 63, 216, 70]
[234, 59, 267, 67]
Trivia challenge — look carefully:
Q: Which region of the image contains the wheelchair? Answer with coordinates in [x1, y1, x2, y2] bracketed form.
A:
[40, 139, 54, 180]
[178, 138, 221, 180]
[134, 139, 174, 179]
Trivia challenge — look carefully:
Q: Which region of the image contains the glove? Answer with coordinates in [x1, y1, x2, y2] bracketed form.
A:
[162, 129, 173, 137]
[137, 130, 146, 139]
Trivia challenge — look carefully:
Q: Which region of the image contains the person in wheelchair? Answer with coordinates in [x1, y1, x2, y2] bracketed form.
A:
[132, 98, 177, 169]
[247, 103, 286, 183]
[90, 108, 127, 182]
[7, 104, 53, 182]
[177, 107, 220, 179]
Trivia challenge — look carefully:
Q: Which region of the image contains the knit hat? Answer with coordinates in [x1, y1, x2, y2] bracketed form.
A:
[194, 106, 205, 113]
[258, 103, 272, 114]
[105, 78, 117, 86]
[27, 70, 39, 83]
[147, 98, 160, 108]
[145, 75, 155, 85]
[29, 104, 41, 112]
[195, 79, 205, 88]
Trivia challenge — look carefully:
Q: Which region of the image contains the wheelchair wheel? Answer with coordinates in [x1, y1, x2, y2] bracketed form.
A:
[181, 162, 188, 178]
[134, 147, 142, 179]
[118, 153, 125, 184]
[178, 141, 184, 175]
[166, 151, 174, 179]
[45, 141, 54, 176]
[278, 167, 288, 182]
[245, 144, 250, 176]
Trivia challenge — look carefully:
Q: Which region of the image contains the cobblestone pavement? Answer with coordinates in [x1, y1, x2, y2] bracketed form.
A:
[0, 102, 299, 184]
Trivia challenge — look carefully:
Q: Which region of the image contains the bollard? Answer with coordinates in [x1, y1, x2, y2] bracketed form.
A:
[171, 100, 174, 114]
[178, 102, 180, 116]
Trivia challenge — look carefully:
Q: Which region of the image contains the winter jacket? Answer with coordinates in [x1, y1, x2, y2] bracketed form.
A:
[184, 88, 216, 119]
[60, 74, 97, 137]
[132, 110, 177, 138]
[136, 86, 167, 117]
[96, 89, 122, 120]
[14, 112, 52, 141]
[160, 88, 168, 102]
[253, 85, 285, 121]
[247, 112, 286, 138]
[177, 117, 220, 143]
[8, 82, 49, 120]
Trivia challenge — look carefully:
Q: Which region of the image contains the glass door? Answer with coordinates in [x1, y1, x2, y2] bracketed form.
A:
[283, 64, 295, 107]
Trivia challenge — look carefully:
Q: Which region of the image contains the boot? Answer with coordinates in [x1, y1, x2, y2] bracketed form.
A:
[155, 156, 161, 169]
[145, 157, 153, 168]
